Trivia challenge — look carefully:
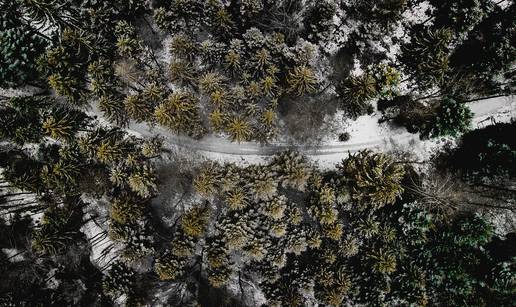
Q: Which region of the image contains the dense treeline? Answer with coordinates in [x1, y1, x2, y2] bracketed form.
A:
[1, 0, 514, 142]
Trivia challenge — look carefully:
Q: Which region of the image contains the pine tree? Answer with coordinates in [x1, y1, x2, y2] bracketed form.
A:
[31, 226, 72, 255]
[368, 248, 397, 274]
[401, 27, 453, 88]
[109, 165, 127, 187]
[0, 97, 44, 145]
[224, 187, 248, 210]
[209, 109, 226, 132]
[336, 73, 377, 117]
[154, 253, 186, 281]
[252, 48, 271, 72]
[247, 165, 278, 201]
[96, 140, 128, 164]
[110, 195, 146, 224]
[169, 60, 197, 86]
[154, 91, 204, 138]
[180, 206, 211, 238]
[124, 95, 154, 123]
[428, 97, 472, 138]
[225, 116, 252, 142]
[41, 158, 83, 190]
[199, 71, 225, 94]
[287, 65, 318, 96]
[42, 108, 85, 140]
[115, 21, 142, 57]
[339, 150, 405, 209]
[170, 233, 197, 257]
[260, 195, 287, 220]
[303, 0, 337, 42]
[271, 151, 312, 191]
[98, 96, 127, 126]
[127, 165, 157, 198]
[449, 122, 515, 183]
[193, 162, 220, 198]
[169, 33, 198, 59]
[224, 50, 241, 72]
[141, 136, 163, 158]
[103, 261, 138, 299]
[47, 73, 84, 104]
[261, 75, 278, 97]
[31, 206, 77, 255]
[0, 1, 47, 87]
[206, 238, 229, 269]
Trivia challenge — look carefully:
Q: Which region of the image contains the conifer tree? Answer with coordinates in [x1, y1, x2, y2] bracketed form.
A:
[124, 94, 154, 123]
[339, 150, 405, 209]
[98, 96, 127, 126]
[154, 253, 186, 281]
[248, 165, 278, 201]
[0, 1, 47, 87]
[110, 195, 146, 225]
[401, 27, 453, 88]
[287, 65, 318, 96]
[154, 91, 205, 138]
[271, 151, 313, 191]
[180, 206, 211, 238]
[42, 108, 86, 140]
[336, 73, 377, 117]
[193, 162, 220, 198]
[169, 60, 197, 86]
[127, 165, 157, 199]
[103, 261, 138, 299]
[428, 97, 473, 138]
[225, 116, 252, 142]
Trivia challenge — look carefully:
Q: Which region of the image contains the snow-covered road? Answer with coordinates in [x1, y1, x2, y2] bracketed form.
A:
[124, 96, 516, 167]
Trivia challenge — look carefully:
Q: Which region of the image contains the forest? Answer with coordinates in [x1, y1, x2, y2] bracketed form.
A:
[0, 0, 515, 306]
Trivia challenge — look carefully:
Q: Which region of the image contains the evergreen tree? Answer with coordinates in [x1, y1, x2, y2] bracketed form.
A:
[180, 206, 211, 238]
[401, 27, 453, 89]
[303, 0, 337, 43]
[336, 73, 377, 117]
[247, 165, 278, 201]
[103, 261, 138, 299]
[427, 97, 472, 138]
[338, 150, 405, 209]
[98, 95, 127, 126]
[225, 116, 252, 142]
[271, 151, 313, 191]
[42, 107, 87, 140]
[154, 91, 205, 138]
[448, 122, 516, 183]
[0, 96, 44, 145]
[287, 65, 318, 96]
[127, 165, 157, 199]
[0, 1, 47, 87]
[154, 252, 186, 281]
[193, 162, 220, 198]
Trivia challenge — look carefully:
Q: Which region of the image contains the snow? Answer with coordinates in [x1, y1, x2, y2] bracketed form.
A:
[493, 0, 513, 9]
[80, 198, 123, 270]
[0, 85, 45, 97]
[2, 248, 25, 262]
[0, 181, 42, 224]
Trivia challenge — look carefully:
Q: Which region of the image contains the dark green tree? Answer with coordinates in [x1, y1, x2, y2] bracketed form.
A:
[0, 1, 47, 87]
[427, 97, 473, 138]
